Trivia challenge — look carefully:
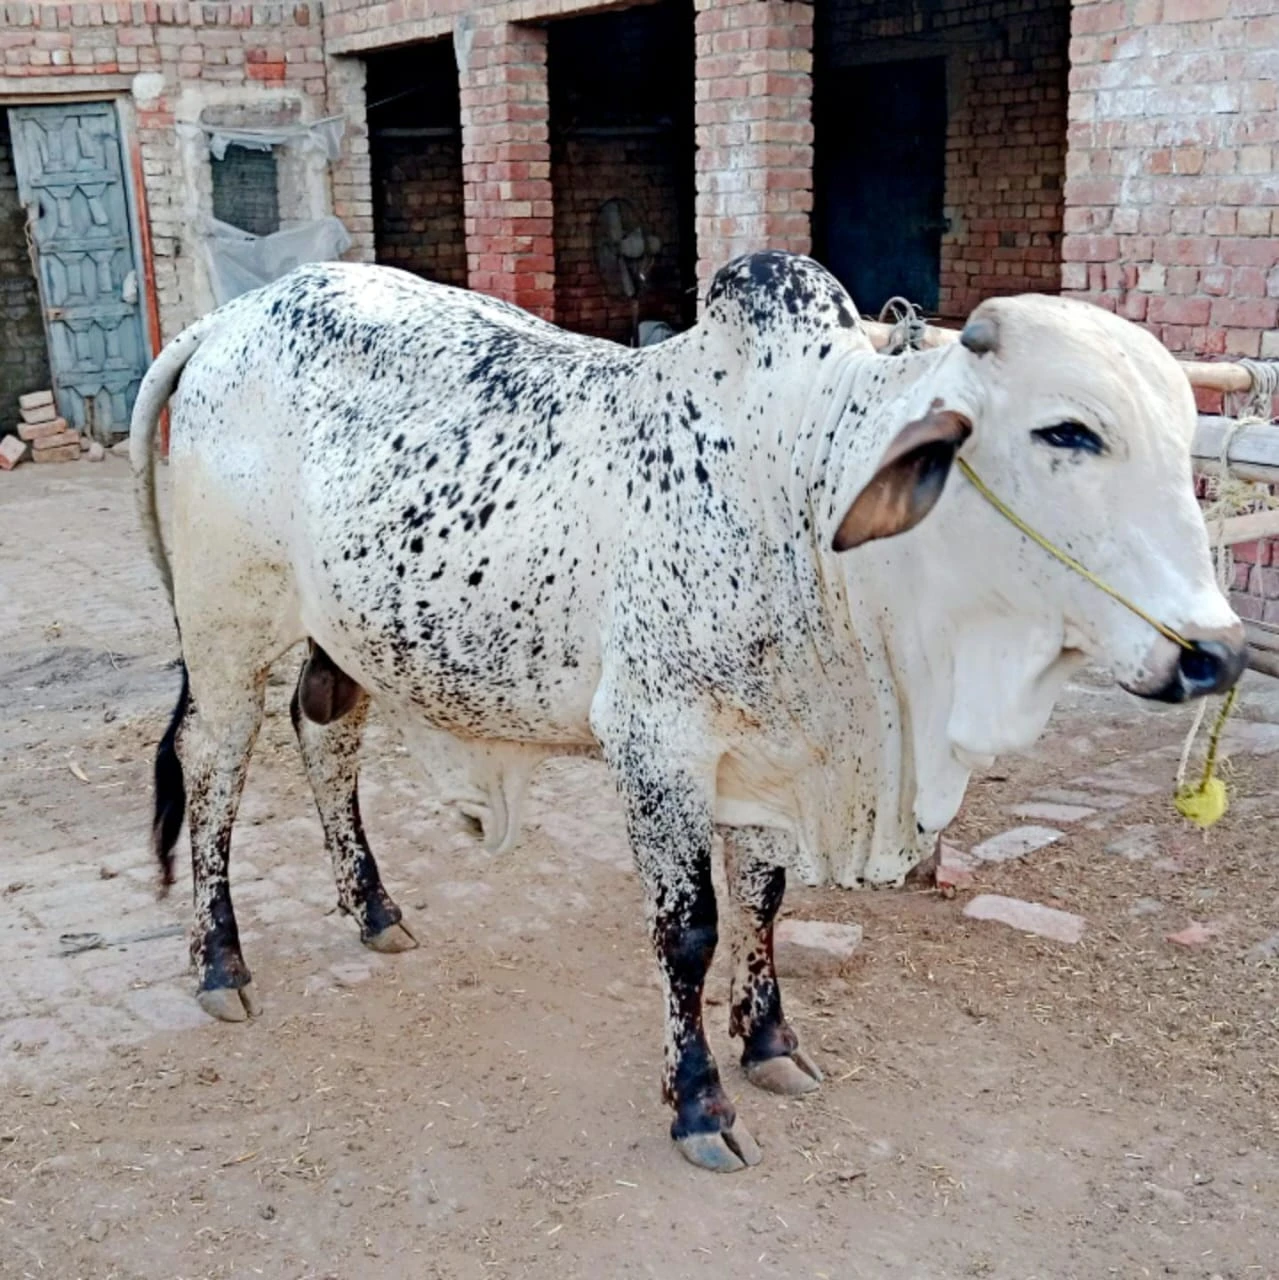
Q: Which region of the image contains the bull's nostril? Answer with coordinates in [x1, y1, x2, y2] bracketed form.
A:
[1178, 639, 1247, 696]
[1178, 644, 1220, 688]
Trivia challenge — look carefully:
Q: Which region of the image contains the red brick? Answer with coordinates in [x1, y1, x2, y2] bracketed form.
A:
[0, 435, 29, 471]
[17, 416, 69, 442]
[1234, 541, 1273, 567]
[1211, 298, 1279, 327]
[30, 442, 81, 464]
[32, 428, 81, 451]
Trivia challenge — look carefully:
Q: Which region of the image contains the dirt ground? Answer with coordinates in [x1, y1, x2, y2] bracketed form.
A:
[1, 461, 1277, 1280]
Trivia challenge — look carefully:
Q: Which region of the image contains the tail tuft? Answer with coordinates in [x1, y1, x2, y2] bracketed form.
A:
[153, 663, 190, 893]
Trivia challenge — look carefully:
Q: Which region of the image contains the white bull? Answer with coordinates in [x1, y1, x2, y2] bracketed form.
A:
[130, 251, 1244, 1173]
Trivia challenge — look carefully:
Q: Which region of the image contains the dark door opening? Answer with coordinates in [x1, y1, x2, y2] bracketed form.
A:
[813, 57, 948, 317]
[365, 41, 467, 289]
[547, 0, 696, 343]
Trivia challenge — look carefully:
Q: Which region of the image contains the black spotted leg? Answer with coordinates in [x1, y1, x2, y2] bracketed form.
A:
[722, 826, 823, 1096]
[605, 733, 761, 1173]
[290, 644, 417, 953]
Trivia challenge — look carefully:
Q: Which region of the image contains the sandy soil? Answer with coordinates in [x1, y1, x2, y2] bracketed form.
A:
[1, 462, 1277, 1280]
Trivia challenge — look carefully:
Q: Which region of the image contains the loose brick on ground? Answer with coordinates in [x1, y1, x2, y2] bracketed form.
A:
[964, 895, 1087, 945]
[972, 825, 1064, 863]
[774, 919, 863, 979]
[0, 434, 28, 470]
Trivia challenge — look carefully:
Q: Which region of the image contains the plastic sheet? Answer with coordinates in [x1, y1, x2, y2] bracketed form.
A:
[200, 114, 346, 162]
[202, 216, 352, 305]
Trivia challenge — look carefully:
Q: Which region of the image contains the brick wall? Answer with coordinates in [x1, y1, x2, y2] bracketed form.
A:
[1063, 0, 1279, 382]
[326, 52, 375, 265]
[1232, 539, 1279, 626]
[0, 115, 50, 424]
[817, 0, 1070, 320]
[0, 2, 330, 341]
[371, 134, 467, 286]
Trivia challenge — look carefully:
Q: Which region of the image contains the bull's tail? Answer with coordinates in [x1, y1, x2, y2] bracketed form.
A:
[129, 315, 214, 605]
[154, 662, 190, 888]
[129, 316, 213, 889]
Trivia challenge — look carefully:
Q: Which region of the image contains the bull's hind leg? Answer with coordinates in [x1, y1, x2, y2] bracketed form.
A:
[290, 643, 416, 954]
[179, 661, 270, 1022]
[722, 827, 823, 1096]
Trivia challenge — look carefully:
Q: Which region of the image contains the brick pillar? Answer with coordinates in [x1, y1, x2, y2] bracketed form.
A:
[327, 53, 375, 264]
[457, 19, 554, 318]
[693, 0, 813, 299]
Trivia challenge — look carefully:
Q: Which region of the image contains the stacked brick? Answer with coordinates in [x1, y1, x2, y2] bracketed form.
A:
[1233, 540, 1279, 625]
[3, 391, 78, 467]
[551, 136, 690, 343]
[1065, 0, 1279, 609]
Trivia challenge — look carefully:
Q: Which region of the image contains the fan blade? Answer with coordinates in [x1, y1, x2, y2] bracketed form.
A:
[602, 202, 625, 244]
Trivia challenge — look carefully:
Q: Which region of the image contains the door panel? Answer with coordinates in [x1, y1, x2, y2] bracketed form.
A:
[8, 102, 148, 440]
[813, 57, 949, 317]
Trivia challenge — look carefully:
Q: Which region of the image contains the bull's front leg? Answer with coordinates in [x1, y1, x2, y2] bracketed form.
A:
[722, 826, 823, 1096]
[605, 732, 761, 1173]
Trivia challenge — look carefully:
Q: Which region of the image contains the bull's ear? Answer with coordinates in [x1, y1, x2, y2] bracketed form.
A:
[832, 404, 972, 551]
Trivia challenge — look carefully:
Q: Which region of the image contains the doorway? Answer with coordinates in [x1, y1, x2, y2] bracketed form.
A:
[365, 41, 467, 289]
[813, 57, 949, 317]
[7, 101, 150, 441]
[546, 0, 696, 343]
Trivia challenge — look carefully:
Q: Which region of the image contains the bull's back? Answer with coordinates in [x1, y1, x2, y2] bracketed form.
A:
[172, 264, 638, 740]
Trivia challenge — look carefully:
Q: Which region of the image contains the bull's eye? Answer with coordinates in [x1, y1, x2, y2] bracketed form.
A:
[1032, 421, 1106, 455]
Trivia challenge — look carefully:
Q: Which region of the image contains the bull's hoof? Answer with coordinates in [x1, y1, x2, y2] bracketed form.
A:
[363, 920, 419, 954]
[744, 1047, 823, 1096]
[197, 981, 260, 1023]
[675, 1123, 762, 1173]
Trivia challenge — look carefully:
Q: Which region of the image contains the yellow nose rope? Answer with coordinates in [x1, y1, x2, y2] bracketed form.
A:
[955, 457, 1234, 829]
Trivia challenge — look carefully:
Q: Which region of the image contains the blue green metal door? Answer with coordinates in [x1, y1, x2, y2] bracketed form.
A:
[8, 102, 148, 441]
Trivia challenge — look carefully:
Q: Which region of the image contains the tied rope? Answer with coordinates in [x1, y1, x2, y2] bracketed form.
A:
[955, 457, 1235, 830]
[1171, 417, 1242, 828]
[1170, 361, 1279, 826]
[878, 297, 927, 356]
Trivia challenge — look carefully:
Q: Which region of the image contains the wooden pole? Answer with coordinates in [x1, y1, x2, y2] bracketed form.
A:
[1244, 621, 1279, 681]
[861, 319, 1266, 396]
[1192, 416, 1279, 485]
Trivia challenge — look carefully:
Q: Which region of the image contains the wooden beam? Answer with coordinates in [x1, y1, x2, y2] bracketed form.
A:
[862, 319, 1269, 397]
[1246, 647, 1279, 680]
[1210, 509, 1279, 545]
[1244, 620, 1279, 653]
[1192, 416, 1279, 485]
